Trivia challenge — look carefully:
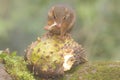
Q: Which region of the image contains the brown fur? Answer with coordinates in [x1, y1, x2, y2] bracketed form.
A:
[45, 5, 76, 37]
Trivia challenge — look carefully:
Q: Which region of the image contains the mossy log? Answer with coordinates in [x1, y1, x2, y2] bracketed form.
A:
[0, 61, 119, 80]
[0, 50, 120, 80]
[63, 62, 120, 80]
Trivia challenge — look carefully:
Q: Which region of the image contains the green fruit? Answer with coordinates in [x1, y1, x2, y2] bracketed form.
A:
[25, 34, 87, 78]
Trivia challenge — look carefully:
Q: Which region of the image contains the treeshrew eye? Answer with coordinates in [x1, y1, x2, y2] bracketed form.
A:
[63, 16, 66, 20]
[53, 15, 56, 19]
[53, 11, 56, 19]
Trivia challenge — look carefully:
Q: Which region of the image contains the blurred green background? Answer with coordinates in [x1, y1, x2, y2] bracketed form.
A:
[0, 0, 120, 61]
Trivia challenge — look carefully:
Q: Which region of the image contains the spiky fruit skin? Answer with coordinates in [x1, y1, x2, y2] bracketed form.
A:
[25, 33, 87, 78]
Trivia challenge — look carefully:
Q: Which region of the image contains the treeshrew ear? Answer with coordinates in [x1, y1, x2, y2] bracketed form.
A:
[65, 7, 68, 13]
[48, 6, 55, 17]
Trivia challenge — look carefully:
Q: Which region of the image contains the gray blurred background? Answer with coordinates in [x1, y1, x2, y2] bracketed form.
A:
[0, 0, 120, 61]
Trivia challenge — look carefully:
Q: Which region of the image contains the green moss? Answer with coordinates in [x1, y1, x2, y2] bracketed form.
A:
[63, 62, 120, 80]
[0, 52, 35, 80]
